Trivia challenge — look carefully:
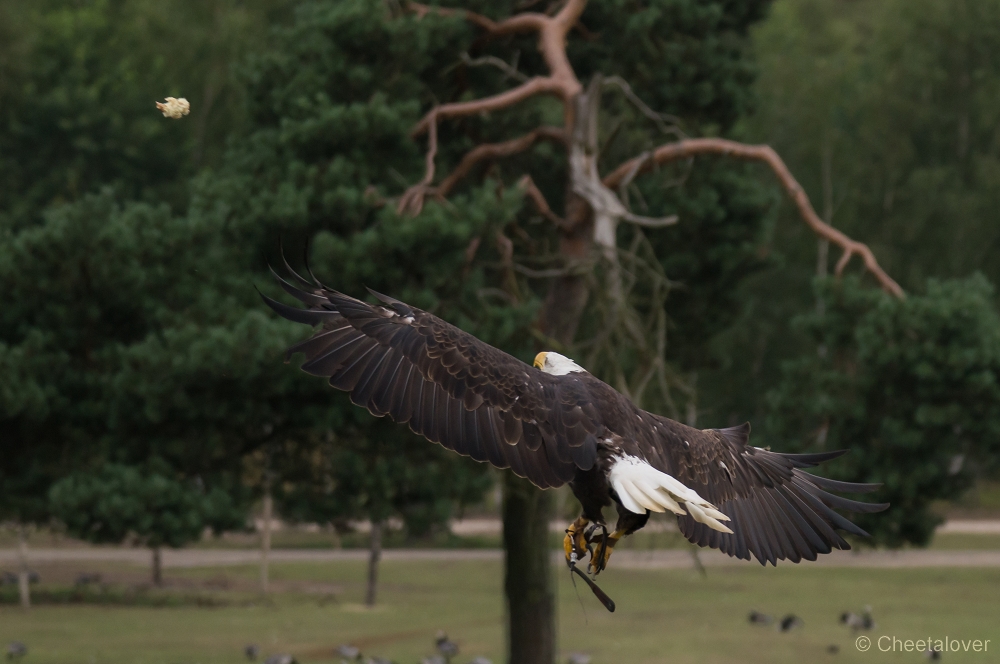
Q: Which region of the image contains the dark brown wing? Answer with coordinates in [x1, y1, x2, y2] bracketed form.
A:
[262, 266, 599, 488]
[633, 418, 888, 566]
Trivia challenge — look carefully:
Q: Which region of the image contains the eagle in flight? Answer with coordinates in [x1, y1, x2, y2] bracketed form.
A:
[263, 264, 887, 579]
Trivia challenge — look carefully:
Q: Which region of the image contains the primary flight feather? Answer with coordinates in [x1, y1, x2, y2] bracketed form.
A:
[263, 263, 887, 574]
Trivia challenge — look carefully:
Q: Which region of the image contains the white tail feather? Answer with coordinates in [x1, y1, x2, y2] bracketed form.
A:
[611, 479, 644, 514]
[609, 455, 733, 534]
[634, 477, 686, 515]
[626, 479, 663, 513]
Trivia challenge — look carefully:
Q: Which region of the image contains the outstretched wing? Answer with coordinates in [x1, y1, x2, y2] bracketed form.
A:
[640, 419, 888, 566]
[262, 265, 599, 488]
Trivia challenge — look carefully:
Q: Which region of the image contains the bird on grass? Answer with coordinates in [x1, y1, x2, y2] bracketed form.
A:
[264, 265, 889, 588]
[435, 632, 459, 662]
[5, 643, 26, 661]
[748, 610, 774, 626]
[925, 647, 942, 661]
[244, 644, 260, 661]
[840, 605, 875, 631]
[335, 644, 363, 663]
[263, 655, 296, 664]
[779, 615, 804, 632]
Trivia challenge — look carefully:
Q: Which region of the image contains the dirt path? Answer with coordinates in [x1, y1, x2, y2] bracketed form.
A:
[3, 547, 1000, 569]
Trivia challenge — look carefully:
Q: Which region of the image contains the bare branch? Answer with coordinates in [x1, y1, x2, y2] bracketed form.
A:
[602, 76, 684, 138]
[496, 230, 515, 265]
[461, 52, 528, 83]
[406, 0, 585, 97]
[512, 263, 574, 278]
[616, 150, 651, 192]
[397, 118, 439, 215]
[622, 212, 678, 227]
[464, 235, 482, 264]
[411, 77, 568, 138]
[407, 2, 546, 35]
[604, 138, 905, 298]
[398, 127, 566, 217]
[567, 85, 678, 234]
[401, 0, 587, 214]
[437, 127, 567, 197]
[517, 174, 566, 227]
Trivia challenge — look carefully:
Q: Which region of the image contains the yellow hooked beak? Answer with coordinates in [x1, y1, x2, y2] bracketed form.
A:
[533, 352, 547, 370]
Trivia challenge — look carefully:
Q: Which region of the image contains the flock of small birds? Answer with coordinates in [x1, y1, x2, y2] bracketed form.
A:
[748, 605, 878, 636]
[1, 606, 946, 663]
[239, 632, 537, 664]
[746, 610, 802, 632]
[1, 633, 586, 664]
[747, 605, 942, 660]
[6, 600, 943, 662]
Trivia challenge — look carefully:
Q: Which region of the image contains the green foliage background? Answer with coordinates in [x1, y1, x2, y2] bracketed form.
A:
[1, 0, 999, 553]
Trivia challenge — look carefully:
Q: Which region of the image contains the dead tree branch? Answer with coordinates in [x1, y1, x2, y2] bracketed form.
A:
[408, 2, 548, 35]
[402, 0, 586, 213]
[461, 52, 529, 82]
[408, 0, 585, 136]
[622, 213, 678, 228]
[604, 138, 905, 298]
[397, 119, 439, 216]
[410, 77, 567, 138]
[570, 76, 678, 243]
[398, 127, 567, 215]
[602, 76, 684, 138]
[437, 127, 567, 197]
[408, 0, 586, 82]
[517, 174, 565, 227]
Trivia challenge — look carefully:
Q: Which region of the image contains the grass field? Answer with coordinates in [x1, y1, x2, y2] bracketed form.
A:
[5, 522, 1000, 552]
[1, 557, 998, 664]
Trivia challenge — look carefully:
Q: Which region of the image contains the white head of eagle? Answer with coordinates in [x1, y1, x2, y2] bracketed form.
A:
[534, 351, 586, 375]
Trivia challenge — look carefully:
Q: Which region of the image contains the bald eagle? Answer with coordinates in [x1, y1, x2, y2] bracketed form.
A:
[263, 266, 887, 578]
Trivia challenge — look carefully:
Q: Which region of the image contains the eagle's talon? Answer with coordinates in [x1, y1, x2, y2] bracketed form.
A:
[563, 517, 591, 567]
[587, 528, 624, 575]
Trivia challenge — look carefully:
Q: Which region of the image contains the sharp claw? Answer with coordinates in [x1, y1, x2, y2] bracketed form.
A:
[588, 526, 622, 576]
[564, 518, 591, 568]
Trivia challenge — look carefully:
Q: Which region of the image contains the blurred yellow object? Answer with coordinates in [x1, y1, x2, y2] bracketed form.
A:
[155, 97, 190, 119]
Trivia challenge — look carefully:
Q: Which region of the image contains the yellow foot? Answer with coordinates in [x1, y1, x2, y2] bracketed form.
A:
[564, 517, 591, 566]
[588, 529, 625, 576]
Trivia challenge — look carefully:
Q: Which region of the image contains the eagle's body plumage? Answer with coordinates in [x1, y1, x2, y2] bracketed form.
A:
[264, 266, 887, 571]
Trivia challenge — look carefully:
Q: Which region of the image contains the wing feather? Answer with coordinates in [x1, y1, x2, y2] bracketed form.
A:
[263, 273, 599, 489]
[628, 417, 887, 566]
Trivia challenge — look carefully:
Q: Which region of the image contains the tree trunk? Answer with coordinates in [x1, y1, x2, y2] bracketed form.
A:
[504, 88, 597, 664]
[260, 489, 273, 593]
[503, 473, 556, 664]
[16, 526, 30, 609]
[365, 519, 383, 607]
[150, 546, 163, 586]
